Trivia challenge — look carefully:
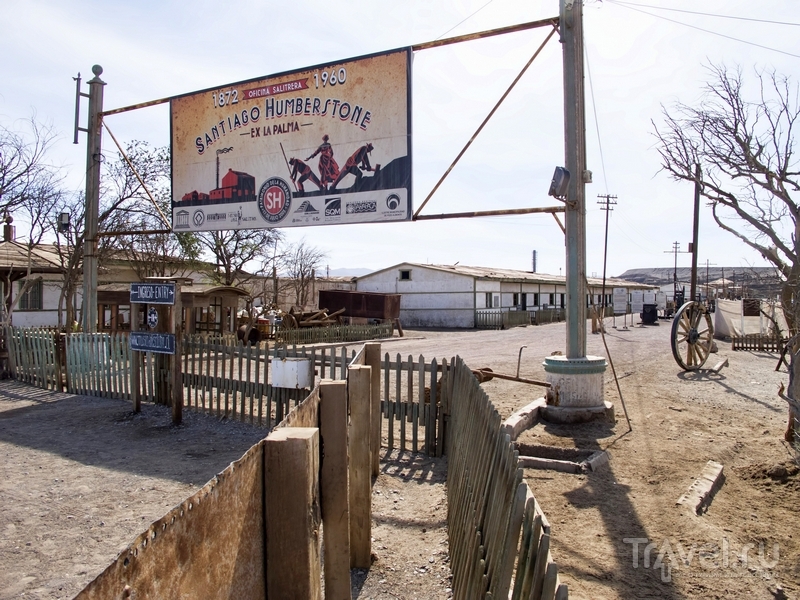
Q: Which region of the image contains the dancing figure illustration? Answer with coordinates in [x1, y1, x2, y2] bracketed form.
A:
[307, 134, 339, 190]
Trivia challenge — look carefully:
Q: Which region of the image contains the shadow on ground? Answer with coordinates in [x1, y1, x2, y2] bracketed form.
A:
[0, 381, 266, 485]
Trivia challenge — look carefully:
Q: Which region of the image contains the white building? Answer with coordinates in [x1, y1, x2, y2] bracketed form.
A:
[355, 263, 656, 328]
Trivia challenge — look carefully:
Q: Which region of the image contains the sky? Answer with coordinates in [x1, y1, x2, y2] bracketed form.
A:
[1, 0, 798, 278]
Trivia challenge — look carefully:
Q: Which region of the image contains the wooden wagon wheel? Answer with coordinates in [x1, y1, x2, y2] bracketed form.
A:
[671, 301, 714, 371]
[283, 313, 298, 329]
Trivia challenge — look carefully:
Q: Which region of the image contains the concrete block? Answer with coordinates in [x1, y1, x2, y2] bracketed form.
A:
[677, 460, 725, 515]
[502, 398, 547, 440]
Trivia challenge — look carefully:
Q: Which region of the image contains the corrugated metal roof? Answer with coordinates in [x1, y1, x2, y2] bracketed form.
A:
[0, 241, 62, 272]
[358, 263, 657, 289]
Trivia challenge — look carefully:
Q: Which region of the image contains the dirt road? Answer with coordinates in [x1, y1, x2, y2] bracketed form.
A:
[1, 318, 797, 599]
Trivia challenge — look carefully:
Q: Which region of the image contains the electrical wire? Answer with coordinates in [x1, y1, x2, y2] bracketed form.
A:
[584, 43, 610, 196]
[607, 1, 800, 28]
[436, 0, 497, 40]
[605, 0, 800, 60]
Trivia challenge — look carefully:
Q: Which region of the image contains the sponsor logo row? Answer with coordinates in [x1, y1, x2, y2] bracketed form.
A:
[175, 177, 403, 229]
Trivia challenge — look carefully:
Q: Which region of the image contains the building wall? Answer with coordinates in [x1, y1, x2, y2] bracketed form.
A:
[10, 276, 77, 328]
[357, 265, 476, 327]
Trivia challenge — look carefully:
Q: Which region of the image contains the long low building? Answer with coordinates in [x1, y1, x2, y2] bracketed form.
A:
[355, 263, 657, 328]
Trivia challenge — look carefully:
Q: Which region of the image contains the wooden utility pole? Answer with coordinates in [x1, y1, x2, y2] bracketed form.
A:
[82, 65, 105, 333]
[561, 0, 588, 359]
[597, 194, 617, 316]
[689, 164, 702, 303]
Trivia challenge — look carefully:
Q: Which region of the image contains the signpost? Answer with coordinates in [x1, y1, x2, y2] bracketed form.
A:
[128, 280, 184, 424]
[130, 331, 176, 354]
[130, 282, 176, 305]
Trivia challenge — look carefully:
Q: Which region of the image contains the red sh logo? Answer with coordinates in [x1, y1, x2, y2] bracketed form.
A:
[258, 177, 292, 223]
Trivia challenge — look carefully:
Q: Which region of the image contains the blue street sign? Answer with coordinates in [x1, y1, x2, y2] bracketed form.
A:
[130, 283, 176, 305]
[130, 332, 176, 355]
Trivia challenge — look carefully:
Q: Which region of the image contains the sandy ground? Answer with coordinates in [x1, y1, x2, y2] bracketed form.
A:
[1, 318, 798, 599]
[382, 318, 798, 599]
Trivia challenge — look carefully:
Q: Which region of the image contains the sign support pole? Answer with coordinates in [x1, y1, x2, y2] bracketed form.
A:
[561, 0, 587, 359]
[131, 302, 141, 412]
[171, 287, 183, 425]
[540, 0, 610, 423]
[82, 65, 105, 333]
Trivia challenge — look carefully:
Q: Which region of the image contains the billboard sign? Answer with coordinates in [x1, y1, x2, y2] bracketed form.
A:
[171, 49, 412, 231]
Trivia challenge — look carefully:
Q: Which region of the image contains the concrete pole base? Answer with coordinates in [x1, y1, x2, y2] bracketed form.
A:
[543, 355, 607, 407]
[540, 401, 615, 424]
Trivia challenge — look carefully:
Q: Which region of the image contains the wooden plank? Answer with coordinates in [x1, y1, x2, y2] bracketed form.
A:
[135, 346, 142, 402]
[531, 531, 551, 599]
[394, 353, 402, 449]
[429, 359, 438, 456]
[264, 427, 322, 600]
[213, 340, 220, 416]
[436, 358, 447, 457]
[541, 557, 559, 600]
[417, 355, 425, 453]
[319, 381, 351, 600]
[348, 364, 372, 568]
[384, 352, 394, 450]
[365, 342, 381, 477]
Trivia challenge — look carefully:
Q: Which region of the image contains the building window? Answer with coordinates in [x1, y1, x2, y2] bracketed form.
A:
[513, 293, 520, 306]
[560, 293, 565, 308]
[399, 269, 411, 281]
[533, 293, 539, 307]
[485, 292, 493, 308]
[18, 279, 43, 310]
[549, 293, 555, 306]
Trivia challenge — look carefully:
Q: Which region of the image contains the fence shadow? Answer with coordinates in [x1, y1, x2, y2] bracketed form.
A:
[0, 381, 265, 485]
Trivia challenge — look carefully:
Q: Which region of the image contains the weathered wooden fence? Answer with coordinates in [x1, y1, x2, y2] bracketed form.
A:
[276, 321, 393, 345]
[7, 327, 61, 390]
[8, 329, 448, 451]
[731, 334, 785, 352]
[444, 356, 566, 599]
[282, 343, 448, 455]
[475, 309, 567, 329]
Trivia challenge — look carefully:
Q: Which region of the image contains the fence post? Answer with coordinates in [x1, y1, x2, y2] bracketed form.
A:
[365, 342, 381, 477]
[130, 303, 141, 412]
[319, 380, 351, 600]
[265, 427, 321, 599]
[347, 363, 372, 568]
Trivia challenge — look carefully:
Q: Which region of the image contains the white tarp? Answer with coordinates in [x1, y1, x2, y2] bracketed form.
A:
[713, 299, 788, 338]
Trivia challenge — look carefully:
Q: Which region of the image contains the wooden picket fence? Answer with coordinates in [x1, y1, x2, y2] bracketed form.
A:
[7, 327, 62, 390]
[276, 321, 393, 345]
[444, 356, 566, 599]
[731, 334, 785, 352]
[475, 309, 566, 329]
[280, 343, 447, 455]
[6, 328, 449, 452]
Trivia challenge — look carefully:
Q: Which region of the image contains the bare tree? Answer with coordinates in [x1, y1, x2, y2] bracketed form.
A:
[0, 115, 61, 213]
[197, 229, 283, 287]
[655, 64, 800, 442]
[280, 238, 327, 308]
[103, 142, 202, 280]
[654, 64, 800, 333]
